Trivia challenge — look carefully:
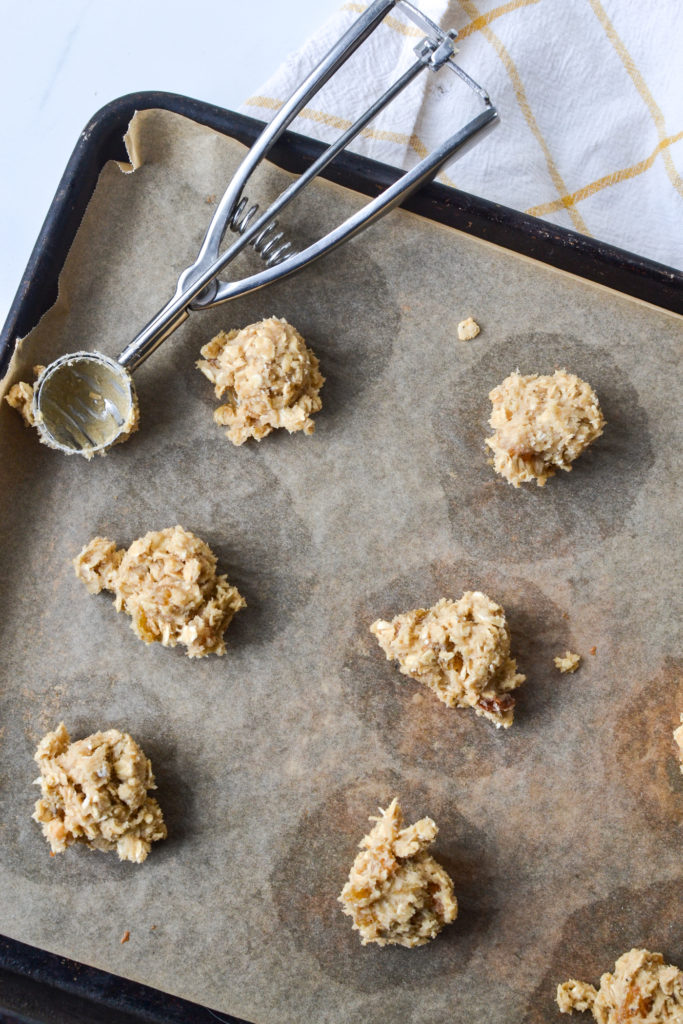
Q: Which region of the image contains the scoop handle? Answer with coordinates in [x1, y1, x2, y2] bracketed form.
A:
[117, 305, 190, 371]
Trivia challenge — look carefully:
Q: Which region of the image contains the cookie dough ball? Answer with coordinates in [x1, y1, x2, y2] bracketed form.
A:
[74, 525, 245, 658]
[370, 591, 525, 728]
[338, 798, 457, 948]
[486, 369, 605, 487]
[556, 948, 683, 1022]
[197, 316, 324, 445]
[32, 723, 166, 863]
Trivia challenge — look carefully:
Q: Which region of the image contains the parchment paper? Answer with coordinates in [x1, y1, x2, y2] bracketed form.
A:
[0, 109, 681, 1024]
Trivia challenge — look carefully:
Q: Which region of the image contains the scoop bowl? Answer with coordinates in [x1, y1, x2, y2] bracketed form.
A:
[31, 352, 138, 457]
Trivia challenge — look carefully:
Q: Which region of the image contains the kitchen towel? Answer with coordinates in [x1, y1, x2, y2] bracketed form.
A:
[242, 0, 683, 270]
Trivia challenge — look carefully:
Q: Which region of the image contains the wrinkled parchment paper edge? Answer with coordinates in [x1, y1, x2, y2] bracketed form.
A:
[0, 109, 156, 400]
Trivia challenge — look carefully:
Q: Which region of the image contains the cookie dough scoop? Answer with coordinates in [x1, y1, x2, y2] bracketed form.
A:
[29, 0, 497, 456]
[31, 352, 138, 455]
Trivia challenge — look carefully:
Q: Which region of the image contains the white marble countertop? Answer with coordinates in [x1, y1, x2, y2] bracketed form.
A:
[1, 0, 338, 326]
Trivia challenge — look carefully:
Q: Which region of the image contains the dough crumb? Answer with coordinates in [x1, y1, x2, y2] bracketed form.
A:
[32, 723, 166, 863]
[589, 645, 597, 656]
[121, 930, 130, 944]
[554, 651, 581, 673]
[486, 369, 605, 487]
[197, 316, 324, 445]
[370, 591, 524, 728]
[5, 366, 45, 428]
[556, 948, 683, 1022]
[457, 317, 480, 341]
[674, 714, 683, 774]
[6, 380, 36, 426]
[338, 797, 457, 947]
[74, 525, 245, 658]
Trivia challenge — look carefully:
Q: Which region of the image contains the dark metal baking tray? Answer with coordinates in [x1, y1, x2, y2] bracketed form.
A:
[1, 91, 681, 1024]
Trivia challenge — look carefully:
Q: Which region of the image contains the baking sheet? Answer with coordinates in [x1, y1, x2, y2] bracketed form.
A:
[0, 108, 681, 1024]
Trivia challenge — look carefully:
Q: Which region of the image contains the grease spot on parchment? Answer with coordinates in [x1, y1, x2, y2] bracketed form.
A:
[433, 333, 654, 563]
[271, 774, 497, 993]
[611, 657, 683, 827]
[69, 448, 317, 652]
[342, 559, 572, 774]
[521, 879, 682, 1024]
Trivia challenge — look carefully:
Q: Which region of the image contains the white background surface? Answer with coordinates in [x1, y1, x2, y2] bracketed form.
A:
[1, 0, 339, 325]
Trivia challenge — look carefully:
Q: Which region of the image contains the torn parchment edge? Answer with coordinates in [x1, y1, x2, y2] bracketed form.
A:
[0, 110, 154, 400]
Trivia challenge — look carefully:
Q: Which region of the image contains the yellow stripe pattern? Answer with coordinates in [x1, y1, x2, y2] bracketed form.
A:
[587, 0, 683, 200]
[457, 0, 589, 233]
[527, 130, 683, 217]
[245, 0, 683, 237]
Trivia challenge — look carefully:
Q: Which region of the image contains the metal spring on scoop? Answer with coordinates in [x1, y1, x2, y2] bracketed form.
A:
[228, 196, 297, 267]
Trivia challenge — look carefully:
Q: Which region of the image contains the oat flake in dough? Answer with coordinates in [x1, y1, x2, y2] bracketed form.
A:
[74, 525, 245, 658]
[486, 369, 605, 487]
[32, 723, 166, 863]
[197, 316, 324, 445]
[338, 797, 457, 948]
[370, 591, 525, 728]
[556, 948, 683, 1023]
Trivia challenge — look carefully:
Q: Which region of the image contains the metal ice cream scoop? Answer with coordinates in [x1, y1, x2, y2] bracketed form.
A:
[31, 0, 497, 457]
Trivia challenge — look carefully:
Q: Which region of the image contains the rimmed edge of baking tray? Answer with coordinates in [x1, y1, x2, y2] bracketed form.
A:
[1, 89, 681, 1024]
[0, 934, 243, 1024]
[1, 90, 682, 382]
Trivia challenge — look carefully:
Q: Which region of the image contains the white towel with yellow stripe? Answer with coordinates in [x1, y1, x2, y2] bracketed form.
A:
[242, 0, 683, 270]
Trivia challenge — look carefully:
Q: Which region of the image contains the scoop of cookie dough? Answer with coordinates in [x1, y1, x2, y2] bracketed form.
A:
[486, 369, 605, 487]
[370, 591, 525, 728]
[338, 797, 457, 948]
[32, 722, 166, 863]
[197, 316, 324, 445]
[556, 948, 683, 1022]
[74, 525, 245, 658]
